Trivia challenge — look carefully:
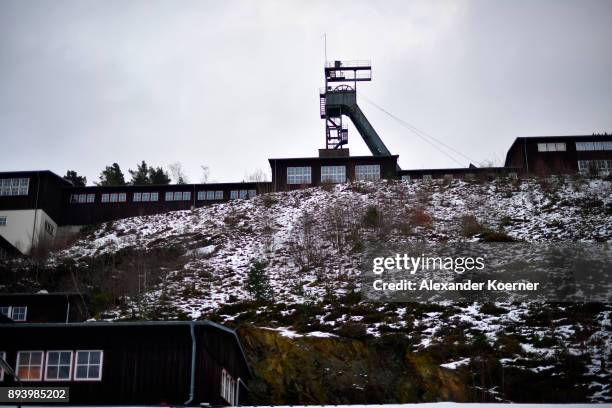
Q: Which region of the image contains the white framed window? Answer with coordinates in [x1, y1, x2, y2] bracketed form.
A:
[221, 368, 236, 406]
[422, 174, 433, 181]
[248, 189, 256, 198]
[109, 193, 118, 202]
[118, 193, 126, 202]
[150, 192, 159, 201]
[355, 164, 380, 181]
[101, 194, 109, 203]
[0, 351, 5, 381]
[87, 194, 95, 203]
[537, 142, 566, 152]
[74, 350, 103, 381]
[206, 191, 215, 200]
[11, 306, 27, 321]
[70, 194, 79, 203]
[133, 192, 142, 202]
[401, 175, 411, 181]
[215, 191, 223, 200]
[321, 165, 346, 183]
[0, 306, 9, 317]
[78, 194, 87, 203]
[0, 216, 6, 226]
[0, 178, 29, 196]
[197, 191, 206, 200]
[45, 351, 73, 381]
[508, 172, 518, 179]
[287, 167, 312, 184]
[16, 351, 44, 381]
[183, 191, 191, 201]
[165, 191, 174, 201]
[230, 191, 238, 200]
[576, 141, 612, 151]
[173, 192, 183, 201]
[239, 190, 248, 199]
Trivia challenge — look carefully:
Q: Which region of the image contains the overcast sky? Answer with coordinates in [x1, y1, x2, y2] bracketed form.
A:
[1, 0, 611, 184]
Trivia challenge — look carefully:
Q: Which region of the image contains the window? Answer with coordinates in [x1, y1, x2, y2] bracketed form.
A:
[45, 351, 73, 381]
[221, 368, 236, 405]
[287, 167, 312, 184]
[248, 189, 257, 198]
[0, 178, 29, 196]
[166, 191, 190, 201]
[0, 216, 6, 226]
[11, 306, 27, 321]
[321, 166, 346, 183]
[508, 172, 518, 180]
[401, 175, 411, 181]
[118, 193, 126, 202]
[0, 306, 9, 317]
[576, 141, 612, 151]
[16, 351, 44, 381]
[150, 192, 159, 201]
[537, 142, 566, 152]
[239, 190, 248, 199]
[101, 194, 109, 203]
[110, 193, 118, 202]
[133, 192, 142, 202]
[578, 160, 612, 174]
[71, 194, 95, 204]
[230, 191, 239, 200]
[74, 351, 103, 381]
[0, 351, 5, 381]
[199, 191, 223, 200]
[355, 165, 380, 181]
[422, 175, 433, 181]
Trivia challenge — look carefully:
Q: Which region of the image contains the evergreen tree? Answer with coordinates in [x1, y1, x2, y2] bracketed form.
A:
[97, 163, 126, 186]
[129, 160, 151, 185]
[245, 259, 272, 301]
[148, 167, 171, 185]
[63, 170, 87, 187]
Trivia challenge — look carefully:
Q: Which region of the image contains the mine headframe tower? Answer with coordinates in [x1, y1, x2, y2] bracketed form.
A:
[319, 60, 392, 156]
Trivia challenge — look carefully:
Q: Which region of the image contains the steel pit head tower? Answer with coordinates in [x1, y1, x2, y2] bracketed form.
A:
[319, 60, 392, 156]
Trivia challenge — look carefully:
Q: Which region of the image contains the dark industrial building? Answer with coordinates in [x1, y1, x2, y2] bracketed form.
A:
[1, 59, 611, 256]
[0, 292, 88, 323]
[0, 321, 252, 406]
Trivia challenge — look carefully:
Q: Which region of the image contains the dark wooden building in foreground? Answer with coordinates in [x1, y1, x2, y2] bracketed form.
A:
[0, 321, 251, 406]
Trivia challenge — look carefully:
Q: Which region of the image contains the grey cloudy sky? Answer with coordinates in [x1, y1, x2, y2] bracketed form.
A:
[1, 0, 611, 184]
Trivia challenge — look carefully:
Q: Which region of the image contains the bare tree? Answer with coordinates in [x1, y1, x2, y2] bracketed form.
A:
[200, 165, 210, 183]
[245, 168, 270, 182]
[168, 162, 189, 184]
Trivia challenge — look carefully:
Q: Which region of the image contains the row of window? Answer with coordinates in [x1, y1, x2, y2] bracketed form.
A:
[221, 368, 237, 406]
[70, 190, 257, 204]
[287, 165, 381, 185]
[537, 142, 567, 152]
[401, 172, 519, 181]
[575, 141, 612, 151]
[578, 159, 612, 173]
[0, 178, 29, 197]
[0, 306, 27, 321]
[0, 350, 103, 382]
[537, 141, 612, 152]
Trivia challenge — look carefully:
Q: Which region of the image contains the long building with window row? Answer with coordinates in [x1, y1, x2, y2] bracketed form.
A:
[1, 134, 611, 257]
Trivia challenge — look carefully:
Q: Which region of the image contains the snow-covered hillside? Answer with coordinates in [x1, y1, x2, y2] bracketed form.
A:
[36, 177, 612, 402]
